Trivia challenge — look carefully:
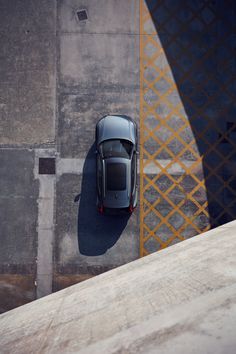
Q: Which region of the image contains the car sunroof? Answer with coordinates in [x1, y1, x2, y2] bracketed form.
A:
[106, 163, 126, 191]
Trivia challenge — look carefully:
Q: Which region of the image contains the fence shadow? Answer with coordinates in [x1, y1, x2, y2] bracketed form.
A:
[145, 0, 236, 229]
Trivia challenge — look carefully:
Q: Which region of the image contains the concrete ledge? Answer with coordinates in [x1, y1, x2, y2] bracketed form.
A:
[0, 221, 236, 353]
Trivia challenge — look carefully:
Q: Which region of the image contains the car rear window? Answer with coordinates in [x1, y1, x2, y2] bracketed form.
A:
[100, 139, 133, 159]
[106, 163, 126, 191]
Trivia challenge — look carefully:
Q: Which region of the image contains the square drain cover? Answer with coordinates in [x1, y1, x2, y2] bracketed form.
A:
[77, 10, 88, 21]
[39, 158, 55, 175]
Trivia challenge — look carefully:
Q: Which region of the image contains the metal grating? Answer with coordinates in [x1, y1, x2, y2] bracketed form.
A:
[39, 158, 56, 175]
[77, 10, 88, 21]
[139, 0, 236, 256]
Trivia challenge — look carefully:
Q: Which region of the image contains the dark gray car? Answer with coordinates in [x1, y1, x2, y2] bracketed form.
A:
[95, 115, 138, 214]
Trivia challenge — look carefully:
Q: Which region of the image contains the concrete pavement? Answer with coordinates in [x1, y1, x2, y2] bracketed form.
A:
[1, 0, 236, 314]
[0, 0, 140, 311]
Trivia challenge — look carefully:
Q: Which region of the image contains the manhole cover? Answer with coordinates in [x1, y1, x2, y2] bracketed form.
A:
[39, 158, 55, 175]
[77, 9, 88, 21]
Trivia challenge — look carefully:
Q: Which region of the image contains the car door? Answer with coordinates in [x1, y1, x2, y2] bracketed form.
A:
[131, 151, 137, 205]
[96, 153, 103, 201]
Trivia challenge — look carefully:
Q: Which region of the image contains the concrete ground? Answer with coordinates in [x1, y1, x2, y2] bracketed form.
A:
[0, 0, 140, 312]
[1, 0, 236, 313]
[0, 149, 38, 312]
[54, 0, 140, 291]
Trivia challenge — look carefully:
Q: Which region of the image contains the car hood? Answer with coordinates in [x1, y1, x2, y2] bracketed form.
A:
[97, 115, 135, 145]
[103, 157, 131, 209]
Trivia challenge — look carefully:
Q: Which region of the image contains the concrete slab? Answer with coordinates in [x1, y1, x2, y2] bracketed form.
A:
[0, 149, 38, 266]
[0, 149, 38, 312]
[58, 0, 139, 157]
[55, 0, 140, 284]
[0, 0, 56, 34]
[0, 275, 35, 314]
[0, 0, 56, 145]
[58, 0, 139, 34]
[36, 178, 55, 298]
[55, 169, 139, 286]
[60, 33, 139, 89]
[33, 149, 56, 298]
[0, 197, 37, 265]
[58, 91, 139, 158]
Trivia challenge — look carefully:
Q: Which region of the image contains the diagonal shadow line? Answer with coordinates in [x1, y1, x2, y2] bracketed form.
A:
[142, 0, 236, 243]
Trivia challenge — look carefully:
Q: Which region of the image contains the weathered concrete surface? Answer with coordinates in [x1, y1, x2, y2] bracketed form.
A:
[1, 0, 236, 316]
[58, 0, 139, 34]
[0, 0, 56, 145]
[55, 0, 140, 289]
[0, 0, 140, 311]
[1, 221, 236, 353]
[34, 149, 56, 298]
[0, 275, 35, 314]
[0, 149, 38, 312]
[0, 150, 38, 266]
[54, 169, 139, 290]
[58, 0, 140, 158]
[53, 274, 93, 292]
[58, 90, 139, 158]
[54, 155, 139, 290]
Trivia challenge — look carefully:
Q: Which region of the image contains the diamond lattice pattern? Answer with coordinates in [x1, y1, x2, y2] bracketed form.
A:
[140, 0, 236, 256]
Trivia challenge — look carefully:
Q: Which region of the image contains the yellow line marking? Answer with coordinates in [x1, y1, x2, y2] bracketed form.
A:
[139, 0, 145, 257]
[139, 0, 213, 255]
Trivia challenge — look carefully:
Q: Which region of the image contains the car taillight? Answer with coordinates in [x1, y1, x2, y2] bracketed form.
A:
[98, 205, 104, 214]
[129, 204, 134, 213]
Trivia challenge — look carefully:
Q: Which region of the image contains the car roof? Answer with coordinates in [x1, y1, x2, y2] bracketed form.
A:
[102, 157, 131, 208]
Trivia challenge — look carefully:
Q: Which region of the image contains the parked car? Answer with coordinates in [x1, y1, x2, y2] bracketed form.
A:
[95, 115, 138, 214]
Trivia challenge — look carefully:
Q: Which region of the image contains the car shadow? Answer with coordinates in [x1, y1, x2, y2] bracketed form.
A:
[75, 143, 130, 256]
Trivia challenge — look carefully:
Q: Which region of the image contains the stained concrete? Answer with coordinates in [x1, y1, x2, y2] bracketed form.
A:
[55, 0, 140, 289]
[36, 176, 55, 298]
[1, 221, 236, 353]
[0, 0, 56, 145]
[0, 149, 38, 266]
[1, 0, 236, 315]
[0, 149, 39, 311]
[58, 90, 139, 158]
[58, 0, 140, 158]
[58, 0, 139, 34]
[55, 155, 139, 288]
[54, 170, 139, 287]
[0, 275, 35, 314]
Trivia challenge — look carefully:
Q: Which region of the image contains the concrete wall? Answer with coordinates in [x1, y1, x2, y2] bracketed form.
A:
[0, 221, 236, 353]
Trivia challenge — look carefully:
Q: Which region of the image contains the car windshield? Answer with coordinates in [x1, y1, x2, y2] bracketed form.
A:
[100, 139, 133, 159]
